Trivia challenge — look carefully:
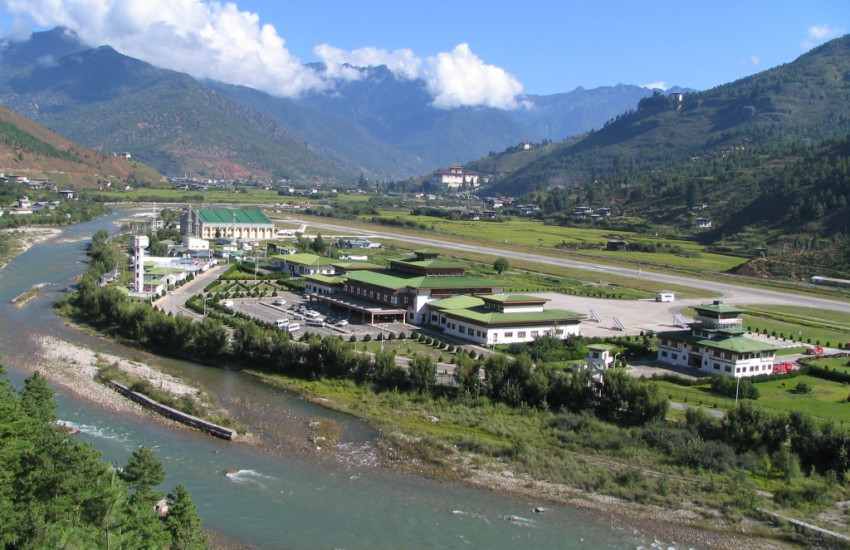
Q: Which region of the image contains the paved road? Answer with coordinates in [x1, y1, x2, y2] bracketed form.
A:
[155, 264, 228, 318]
[275, 217, 850, 314]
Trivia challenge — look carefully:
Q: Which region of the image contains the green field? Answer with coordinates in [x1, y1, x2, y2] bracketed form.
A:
[650, 374, 850, 426]
[756, 375, 850, 425]
[371, 211, 747, 272]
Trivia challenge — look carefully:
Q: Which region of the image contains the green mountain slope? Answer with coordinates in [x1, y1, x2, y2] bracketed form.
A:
[0, 103, 161, 187]
[486, 36, 850, 246]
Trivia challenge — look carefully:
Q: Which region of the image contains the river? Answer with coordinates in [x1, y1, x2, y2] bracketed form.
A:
[0, 211, 695, 549]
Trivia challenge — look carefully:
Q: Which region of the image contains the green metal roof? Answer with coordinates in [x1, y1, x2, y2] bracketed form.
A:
[283, 253, 336, 266]
[331, 261, 384, 270]
[304, 274, 346, 284]
[429, 295, 485, 310]
[660, 330, 777, 353]
[587, 344, 616, 351]
[693, 300, 747, 315]
[443, 307, 584, 326]
[480, 294, 548, 304]
[343, 270, 419, 289]
[196, 208, 272, 225]
[394, 259, 463, 269]
[415, 276, 501, 289]
[146, 267, 182, 275]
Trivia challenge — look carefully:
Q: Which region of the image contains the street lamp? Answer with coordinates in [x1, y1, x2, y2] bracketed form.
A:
[203, 295, 211, 316]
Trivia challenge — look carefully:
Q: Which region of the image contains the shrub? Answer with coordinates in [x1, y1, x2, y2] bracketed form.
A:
[792, 382, 813, 394]
[363, 334, 372, 342]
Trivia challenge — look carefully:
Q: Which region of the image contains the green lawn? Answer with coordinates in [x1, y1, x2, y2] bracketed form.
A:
[371, 212, 747, 272]
[649, 375, 850, 425]
[756, 375, 850, 425]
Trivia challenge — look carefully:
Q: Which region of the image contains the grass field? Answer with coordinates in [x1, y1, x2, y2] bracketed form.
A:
[756, 375, 850, 425]
[649, 374, 850, 426]
[371, 212, 747, 272]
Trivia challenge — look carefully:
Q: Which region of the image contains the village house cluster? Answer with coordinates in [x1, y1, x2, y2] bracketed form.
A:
[0, 174, 74, 217]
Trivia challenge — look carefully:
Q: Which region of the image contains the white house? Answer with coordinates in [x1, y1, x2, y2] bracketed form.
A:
[656, 301, 777, 378]
[431, 164, 480, 189]
[426, 294, 583, 346]
[183, 237, 210, 251]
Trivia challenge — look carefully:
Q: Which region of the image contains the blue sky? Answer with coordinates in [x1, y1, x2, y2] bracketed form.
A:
[0, 0, 846, 108]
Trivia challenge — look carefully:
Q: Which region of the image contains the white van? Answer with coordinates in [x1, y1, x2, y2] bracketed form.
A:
[306, 319, 324, 327]
[285, 323, 301, 332]
[274, 319, 289, 328]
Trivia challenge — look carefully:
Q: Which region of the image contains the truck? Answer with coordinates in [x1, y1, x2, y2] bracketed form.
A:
[806, 345, 824, 355]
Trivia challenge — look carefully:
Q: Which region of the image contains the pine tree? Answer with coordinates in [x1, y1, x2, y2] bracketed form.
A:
[165, 484, 207, 550]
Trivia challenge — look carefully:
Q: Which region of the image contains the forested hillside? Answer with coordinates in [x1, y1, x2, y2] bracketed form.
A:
[481, 36, 850, 275]
[0, 368, 206, 548]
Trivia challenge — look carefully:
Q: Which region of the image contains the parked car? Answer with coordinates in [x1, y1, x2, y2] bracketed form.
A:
[272, 299, 286, 306]
[336, 320, 349, 327]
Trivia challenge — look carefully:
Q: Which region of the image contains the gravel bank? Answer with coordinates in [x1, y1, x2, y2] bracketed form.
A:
[0, 227, 62, 270]
[34, 334, 201, 418]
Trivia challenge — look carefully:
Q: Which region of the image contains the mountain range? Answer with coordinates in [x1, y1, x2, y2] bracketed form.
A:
[0, 27, 665, 182]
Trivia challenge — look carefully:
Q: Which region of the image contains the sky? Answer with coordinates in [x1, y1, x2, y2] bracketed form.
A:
[0, 0, 847, 110]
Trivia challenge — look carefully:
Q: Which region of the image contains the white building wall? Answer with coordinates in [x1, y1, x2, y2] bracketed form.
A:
[657, 339, 776, 378]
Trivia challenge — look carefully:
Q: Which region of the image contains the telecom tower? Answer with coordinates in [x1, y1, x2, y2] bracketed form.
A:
[132, 235, 149, 293]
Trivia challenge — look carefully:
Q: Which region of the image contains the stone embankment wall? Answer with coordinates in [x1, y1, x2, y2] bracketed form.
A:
[107, 380, 235, 440]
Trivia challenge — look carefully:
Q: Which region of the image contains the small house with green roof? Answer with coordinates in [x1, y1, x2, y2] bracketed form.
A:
[272, 253, 337, 277]
[586, 344, 617, 369]
[656, 300, 778, 378]
[426, 293, 584, 345]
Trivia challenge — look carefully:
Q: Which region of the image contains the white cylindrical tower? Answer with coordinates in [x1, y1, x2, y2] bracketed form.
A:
[132, 235, 149, 293]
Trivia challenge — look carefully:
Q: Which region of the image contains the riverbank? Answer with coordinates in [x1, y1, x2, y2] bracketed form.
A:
[253, 373, 803, 550]
[0, 227, 62, 270]
[31, 334, 251, 441]
[18, 333, 802, 550]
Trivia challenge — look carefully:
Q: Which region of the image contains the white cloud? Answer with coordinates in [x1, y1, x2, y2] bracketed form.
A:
[801, 24, 844, 50]
[640, 81, 668, 91]
[427, 44, 525, 109]
[315, 42, 526, 110]
[314, 44, 423, 81]
[0, 0, 526, 109]
[749, 55, 761, 66]
[0, 0, 327, 97]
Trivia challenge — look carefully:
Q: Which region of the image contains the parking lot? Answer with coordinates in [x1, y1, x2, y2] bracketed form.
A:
[228, 290, 410, 340]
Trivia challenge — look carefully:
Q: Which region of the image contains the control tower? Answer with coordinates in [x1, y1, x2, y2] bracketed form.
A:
[132, 235, 149, 293]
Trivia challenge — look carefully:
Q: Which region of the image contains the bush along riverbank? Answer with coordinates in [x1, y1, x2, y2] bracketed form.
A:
[58, 230, 850, 548]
